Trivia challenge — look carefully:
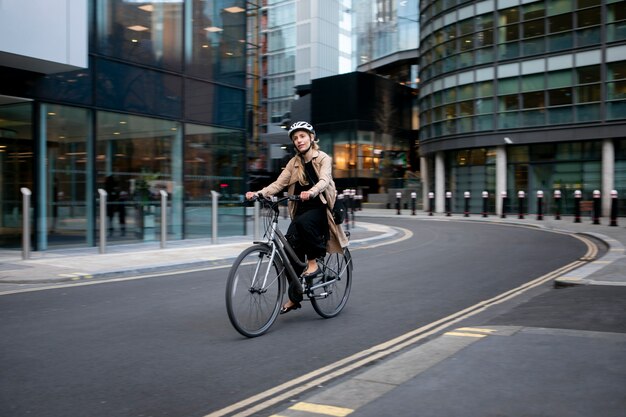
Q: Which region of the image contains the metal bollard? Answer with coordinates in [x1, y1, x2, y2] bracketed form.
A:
[428, 192, 434, 216]
[482, 191, 488, 217]
[445, 191, 452, 216]
[342, 190, 350, 231]
[396, 192, 402, 215]
[500, 191, 507, 218]
[411, 192, 417, 215]
[98, 188, 107, 254]
[211, 190, 220, 244]
[574, 190, 582, 223]
[536, 190, 544, 221]
[160, 190, 168, 249]
[554, 190, 562, 220]
[592, 189, 601, 225]
[517, 190, 525, 219]
[21, 188, 32, 260]
[464, 191, 471, 217]
[610, 190, 618, 226]
[350, 189, 356, 227]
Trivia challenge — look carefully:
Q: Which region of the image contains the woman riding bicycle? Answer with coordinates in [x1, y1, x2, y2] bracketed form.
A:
[245, 121, 349, 314]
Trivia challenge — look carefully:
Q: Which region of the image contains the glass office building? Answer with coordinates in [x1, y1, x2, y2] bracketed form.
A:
[0, 0, 247, 251]
[419, 0, 626, 215]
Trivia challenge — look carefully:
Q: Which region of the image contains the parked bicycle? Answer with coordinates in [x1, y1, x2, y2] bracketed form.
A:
[226, 195, 353, 337]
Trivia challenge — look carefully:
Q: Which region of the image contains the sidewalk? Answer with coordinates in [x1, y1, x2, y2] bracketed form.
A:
[0, 217, 396, 284]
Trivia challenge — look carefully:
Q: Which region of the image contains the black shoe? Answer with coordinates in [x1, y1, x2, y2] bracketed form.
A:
[302, 267, 322, 285]
[279, 302, 301, 314]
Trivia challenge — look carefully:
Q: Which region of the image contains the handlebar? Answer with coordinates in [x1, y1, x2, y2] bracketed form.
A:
[245, 194, 300, 207]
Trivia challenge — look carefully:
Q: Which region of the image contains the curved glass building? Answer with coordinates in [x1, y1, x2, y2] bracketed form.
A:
[418, 0, 626, 216]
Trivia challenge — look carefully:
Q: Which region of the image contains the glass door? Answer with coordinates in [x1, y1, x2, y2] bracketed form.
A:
[0, 98, 33, 249]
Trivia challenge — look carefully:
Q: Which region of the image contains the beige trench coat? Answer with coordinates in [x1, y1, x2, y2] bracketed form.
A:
[256, 150, 349, 253]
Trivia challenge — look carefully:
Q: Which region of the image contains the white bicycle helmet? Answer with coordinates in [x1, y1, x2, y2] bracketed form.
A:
[288, 121, 316, 140]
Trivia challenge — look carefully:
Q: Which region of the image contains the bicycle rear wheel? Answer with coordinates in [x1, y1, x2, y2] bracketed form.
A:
[225, 244, 285, 337]
[310, 248, 352, 318]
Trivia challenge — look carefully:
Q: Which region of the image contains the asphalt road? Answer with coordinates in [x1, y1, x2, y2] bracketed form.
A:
[0, 218, 592, 417]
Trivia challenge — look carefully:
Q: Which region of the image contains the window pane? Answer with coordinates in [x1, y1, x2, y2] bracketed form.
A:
[577, 85, 601, 102]
[459, 100, 474, 116]
[476, 114, 494, 130]
[523, 38, 545, 55]
[577, 65, 601, 83]
[184, 124, 245, 238]
[608, 22, 626, 42]
[96, 111, 183, 243]
[608, 81, 626, 100]
[500, 7, 520, 25]
[96, 0, 183, 70]
[459, 18, 474, 35]
[576, 8, 601, 28]
[608, 3, 626, 22]
[476, 97, 494, 113]
[607, 101, 626, 120]
[186, 0, 246, 86]
[499, 94, 519, 111]
[477, 81, 494, 97]
[523, 20, 545, 38]
[608, 61, 626, 81]
[548, 69, 573, 88]
[548, 32, 573, 51]
[499, 77, 519, 95]
[576, 27, 601, 46]
[46, 105, 90, 247]
[476, 14, 494, 30]
[548, 106, 573, 124]
[0, 102, 33, 248]
[521, 74, 545, 91]
[576, 103, 601, 121]
[184, 79, 245, 128]
[499, 24, 519, 42]
[577, 0, 601, 7]
[548, 0, 574, 16]
[549, 87, 573, 105]
[521, 109, 545, 126]
[549, 14, 573, 33]
[523, 3, 545, 20]
[498, 42, 520, 59]
[522, 91, 545, 109]
[499, 112, 519, 129]
[96, 59, 182, 118]
[458, 84, 474, 100]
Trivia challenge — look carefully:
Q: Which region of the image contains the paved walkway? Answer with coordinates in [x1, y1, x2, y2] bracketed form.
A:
[2, 209, 625, 416]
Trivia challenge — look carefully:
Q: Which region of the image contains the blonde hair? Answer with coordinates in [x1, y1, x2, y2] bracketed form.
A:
[295, 141, 319, 186]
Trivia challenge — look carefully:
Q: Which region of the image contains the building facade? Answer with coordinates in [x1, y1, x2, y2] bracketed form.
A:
[419, 0, 626, 216]
[0, 0, 247, 251]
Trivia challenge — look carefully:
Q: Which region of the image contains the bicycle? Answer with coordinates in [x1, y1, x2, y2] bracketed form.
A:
[225, 195, 353, 338]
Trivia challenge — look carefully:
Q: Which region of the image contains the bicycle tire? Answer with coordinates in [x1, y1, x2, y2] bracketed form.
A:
[310, 248, 352, 318]
[225, 244, 285, 337]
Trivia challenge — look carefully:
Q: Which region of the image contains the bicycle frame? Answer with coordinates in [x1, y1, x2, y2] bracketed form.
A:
[254, 196, 307, 294]
[253, 194, 350, 297]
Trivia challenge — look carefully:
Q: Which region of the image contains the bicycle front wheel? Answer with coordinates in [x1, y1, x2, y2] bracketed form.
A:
[310, 248, 352, 318]
[225, 244, 285, 337]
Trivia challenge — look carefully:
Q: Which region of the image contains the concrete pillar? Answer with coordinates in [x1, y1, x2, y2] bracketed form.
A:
[421, 156, 429, 212]
[495, 145, 507, 216]
[435, 151, 445, 214]
[602, 139, 615, 217]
